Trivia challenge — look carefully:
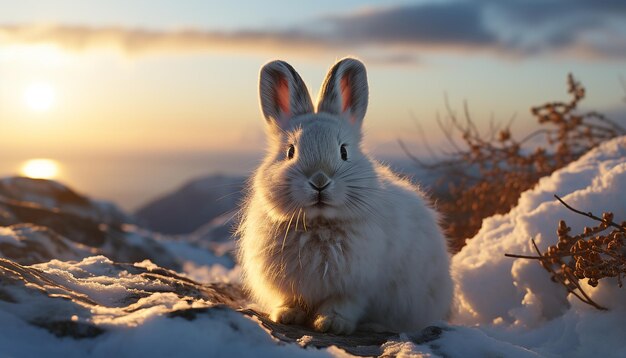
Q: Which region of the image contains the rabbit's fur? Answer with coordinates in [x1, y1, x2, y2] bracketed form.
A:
[237, 58, 453, 334]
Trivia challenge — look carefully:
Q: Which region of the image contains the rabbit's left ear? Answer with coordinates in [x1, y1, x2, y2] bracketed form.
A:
[317, 58, 369, 127]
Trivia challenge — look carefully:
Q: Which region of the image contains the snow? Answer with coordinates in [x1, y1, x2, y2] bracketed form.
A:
[451, 136, 626, 357]
[383, 324, 541, 358]
[182, 261, 242, 284]
[0, 301, 335, 358]
[0, 256, 335, 357]
[0, 136, 625, 357]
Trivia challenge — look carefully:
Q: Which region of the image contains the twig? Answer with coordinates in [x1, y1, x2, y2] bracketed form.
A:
[504, 253, 543, 260]
[563, 268, 607, 310]
[504, 248, 592, 260]
[554, 195, 625, 232]
[409, 111, 439, 160]
[506, 238, 609, 310]
[531, 238, 608, 310]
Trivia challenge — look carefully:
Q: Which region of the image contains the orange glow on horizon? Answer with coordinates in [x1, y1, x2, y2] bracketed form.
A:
[20, 159, 60, 179]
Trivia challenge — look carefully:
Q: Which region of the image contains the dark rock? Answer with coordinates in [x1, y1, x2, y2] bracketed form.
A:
[241, 309, 400, 356]
[0, 224, 90, 265]
[0, 199, 108, 247]
[407, 325, 445, 344]
[0, 288, 16, 303]
[33, 320, 105, 339]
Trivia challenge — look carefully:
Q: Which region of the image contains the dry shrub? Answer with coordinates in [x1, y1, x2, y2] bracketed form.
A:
[402, 74, 626, 253]
[506, 196, 626, 310]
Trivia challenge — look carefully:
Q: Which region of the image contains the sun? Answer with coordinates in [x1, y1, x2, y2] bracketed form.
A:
[22, 82, 56, 112]
[20, 159, 60, 180]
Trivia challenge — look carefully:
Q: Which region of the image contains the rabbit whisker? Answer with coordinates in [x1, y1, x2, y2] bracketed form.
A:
[280, 209, 298, 257]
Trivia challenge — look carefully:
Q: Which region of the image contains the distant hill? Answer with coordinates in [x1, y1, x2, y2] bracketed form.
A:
[134, 174, 246, 235]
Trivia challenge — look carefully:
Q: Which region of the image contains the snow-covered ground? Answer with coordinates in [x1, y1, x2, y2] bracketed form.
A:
[0, 136, 625, 357]
[452, 136, 626, 357]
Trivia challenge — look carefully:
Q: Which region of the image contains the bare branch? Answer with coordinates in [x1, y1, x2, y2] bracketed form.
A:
[554, 195, 626, 233]
[401, 74, 625, 253]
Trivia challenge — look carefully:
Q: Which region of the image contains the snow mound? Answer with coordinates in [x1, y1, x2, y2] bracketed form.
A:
[0, 256, 322, 357]
[1, 254, 545, 357]
[452, 136, 626, 357]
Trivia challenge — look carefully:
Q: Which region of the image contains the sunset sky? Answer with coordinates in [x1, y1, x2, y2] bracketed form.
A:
[1, 0, 625, 209]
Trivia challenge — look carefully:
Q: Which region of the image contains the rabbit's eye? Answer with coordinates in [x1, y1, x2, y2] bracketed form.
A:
[286, 144, 295, 160]
[340, 144, 348, 161]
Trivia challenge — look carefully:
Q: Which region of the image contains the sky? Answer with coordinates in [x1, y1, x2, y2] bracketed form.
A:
[0, 0, 625, 208]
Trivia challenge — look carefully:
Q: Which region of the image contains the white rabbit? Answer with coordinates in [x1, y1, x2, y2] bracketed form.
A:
[237, 58, 453, 334]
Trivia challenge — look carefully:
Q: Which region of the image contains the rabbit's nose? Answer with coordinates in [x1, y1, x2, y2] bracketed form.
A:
[309, 172, 331, 192]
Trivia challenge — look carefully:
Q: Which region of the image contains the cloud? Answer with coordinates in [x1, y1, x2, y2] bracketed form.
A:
[325, 2, 495, 46]
[1, 1, 625, 62]
[482, 0, 626, 54]
[319, 0, 626, 58]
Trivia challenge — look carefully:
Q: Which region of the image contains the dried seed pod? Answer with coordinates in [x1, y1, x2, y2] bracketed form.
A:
[602, 212, 614, 223]
[574, 270, 585, 279]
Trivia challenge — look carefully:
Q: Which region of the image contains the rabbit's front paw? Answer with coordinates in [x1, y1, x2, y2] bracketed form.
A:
[313, 313, 356, 335]
[271, 305, 307, 325]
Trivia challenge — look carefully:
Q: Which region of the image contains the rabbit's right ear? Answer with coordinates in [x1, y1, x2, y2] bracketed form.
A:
[259, 60, 313, 130]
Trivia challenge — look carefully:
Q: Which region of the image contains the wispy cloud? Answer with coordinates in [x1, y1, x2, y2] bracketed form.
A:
[0, 24, 330, 54]
[1, 1, 625, 62]
[0, 23, 421, 64]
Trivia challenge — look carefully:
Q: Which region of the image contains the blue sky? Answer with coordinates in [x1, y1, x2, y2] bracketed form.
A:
[0, 1, 397, 29]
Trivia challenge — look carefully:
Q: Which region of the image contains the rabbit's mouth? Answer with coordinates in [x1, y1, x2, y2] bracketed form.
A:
[304, 196, 334, 212]
[306, 201, 333, 219]
[313, 201, 328, 209]
[311, 192, 332, 208]
[309, 198, 329, 209]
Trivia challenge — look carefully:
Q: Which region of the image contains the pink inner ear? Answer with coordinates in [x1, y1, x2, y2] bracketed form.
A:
[276, 77, 291, 116]
[340, 76, 358, 123]
[340, 76, 352, 113]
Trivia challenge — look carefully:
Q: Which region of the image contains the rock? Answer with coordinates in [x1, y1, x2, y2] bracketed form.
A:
[0, 178, 180, 269]
[0, 197, 178, 269]
[0, 177, 134, 225]
[0, 224, 91, 265]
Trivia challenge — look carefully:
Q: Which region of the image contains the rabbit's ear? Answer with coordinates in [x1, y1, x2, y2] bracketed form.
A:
[259, 60, 313, 130]
[317, 58, 368, 127]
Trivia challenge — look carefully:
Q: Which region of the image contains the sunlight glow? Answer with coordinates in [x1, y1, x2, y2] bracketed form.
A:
[22, 82, 56, 112]
[20, 159, 60, 179]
